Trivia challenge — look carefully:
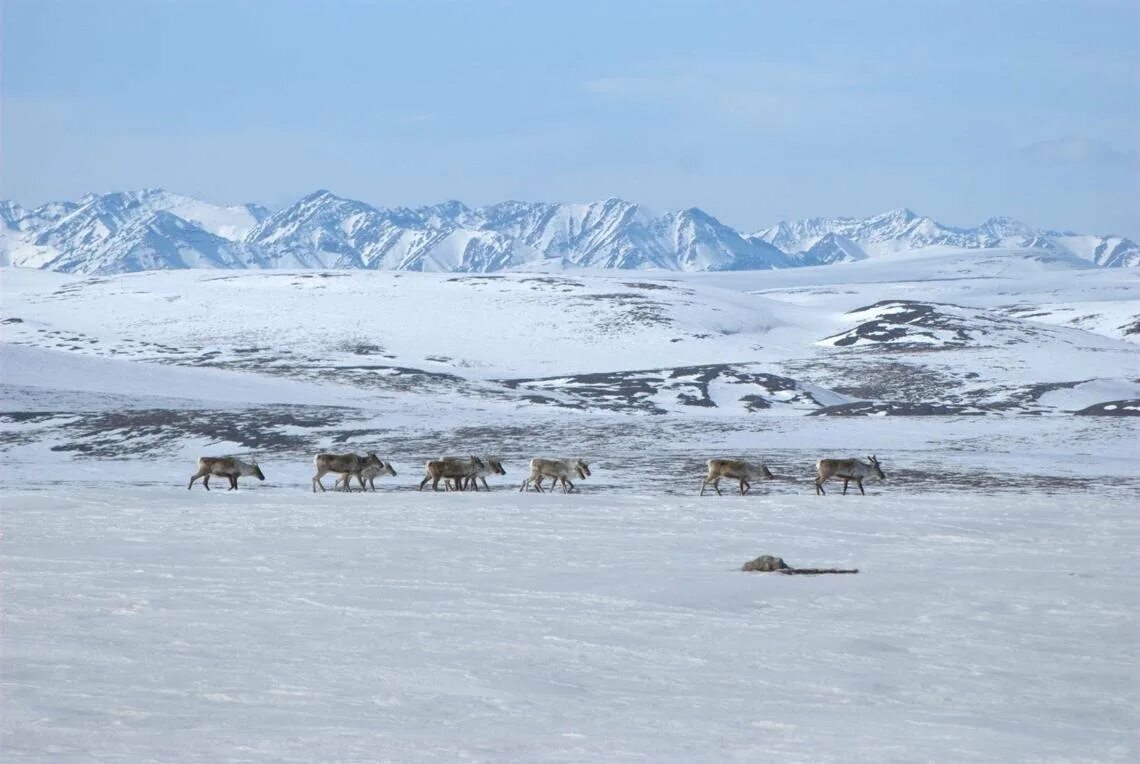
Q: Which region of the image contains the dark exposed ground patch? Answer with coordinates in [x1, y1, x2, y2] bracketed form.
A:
[500, 363, 822, 414]
[514, 276, 585, 291]
[573, 292, 672, 330]
[338, 342, 388, 356]
[447, 275, 502, 284]
[1018, 379, 1093, 400]
[786, 359, 956, 403]
[1074, 399, 1140, 416]
[37, 406, 354, 457]
[810, 401, 990, 416]
[622, 281, 683, 291]
[0, 411, 70, 423]
[821, 300, 1044, 350]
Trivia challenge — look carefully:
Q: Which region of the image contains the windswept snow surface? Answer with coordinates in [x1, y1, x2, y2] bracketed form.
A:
[2, 489, 1137, 761]
[2, 250, 1139, 760]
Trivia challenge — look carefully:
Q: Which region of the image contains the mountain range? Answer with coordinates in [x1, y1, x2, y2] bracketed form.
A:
[2, 188, 1137, 275]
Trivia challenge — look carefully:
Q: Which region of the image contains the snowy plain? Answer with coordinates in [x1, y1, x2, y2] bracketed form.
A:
[4, 489, 1136, 762]
[2, 248, 1139, 761]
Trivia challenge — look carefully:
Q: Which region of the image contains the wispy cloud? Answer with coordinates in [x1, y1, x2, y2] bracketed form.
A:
[1019, 136, 1138, 166]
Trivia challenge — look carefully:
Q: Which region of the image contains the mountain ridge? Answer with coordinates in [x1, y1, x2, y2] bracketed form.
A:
[2, 188, 1137, 274]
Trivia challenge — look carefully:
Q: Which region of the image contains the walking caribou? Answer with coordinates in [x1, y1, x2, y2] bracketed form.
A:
[699, 459, 775, 496]
[334, 458, 397, 491]
[814, 455, 886, 495]
[419, 456, 484, 491]
[312, 452, 384, 493]
[448, 457, 506, 491]
[188, 456, 265, 491]
[520, 458, 591, 493]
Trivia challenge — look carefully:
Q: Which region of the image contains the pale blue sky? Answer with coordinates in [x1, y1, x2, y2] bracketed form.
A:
[3, 0, 1138, 236]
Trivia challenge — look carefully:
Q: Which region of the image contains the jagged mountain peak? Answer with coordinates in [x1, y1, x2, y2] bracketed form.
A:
[869, 207, 918, 223]
[421, 199, 471, 219]
[971, 215, 1030, 236]
[803, 233, 867, 265]
[675, 207, 719, 223]
[299, 188, 339, 203]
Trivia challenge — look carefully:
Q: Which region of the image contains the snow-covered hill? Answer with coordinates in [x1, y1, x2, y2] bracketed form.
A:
[3, 189, 1135, 274]
[3, 245, 1136, 442]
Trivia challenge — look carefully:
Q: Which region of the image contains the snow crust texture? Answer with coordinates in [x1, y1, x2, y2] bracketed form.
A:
[3, 489, 1136, 761]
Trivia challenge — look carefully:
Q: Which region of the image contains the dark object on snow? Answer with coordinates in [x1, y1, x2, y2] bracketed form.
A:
[742, 555, 859, 575]
[742, 555, 791, 572]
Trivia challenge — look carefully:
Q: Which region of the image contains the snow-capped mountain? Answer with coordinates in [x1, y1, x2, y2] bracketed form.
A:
[1, 189, 1136, 275]
[2, 189, 269, 272]
[243, 193, 793, 273]
[751, 207, 1140, 267]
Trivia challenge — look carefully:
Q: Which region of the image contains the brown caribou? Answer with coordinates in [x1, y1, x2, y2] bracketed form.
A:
[419, 456, 484, 491]
[188, 456, 265, 491]
[312, 452, 383, 493]
[520, 458, 591, 493]
[814, 455, 886, 495]
[334, 458, 397, 491]
[450, 457, 506, 490]
[699, 459, 775, 496]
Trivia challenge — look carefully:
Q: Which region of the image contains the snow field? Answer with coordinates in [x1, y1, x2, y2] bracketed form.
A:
[2, 489, 1137, 761]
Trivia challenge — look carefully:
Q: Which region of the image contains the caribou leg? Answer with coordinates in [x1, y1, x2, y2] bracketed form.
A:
[189, 469, 208, 490]
[857, 478, 865, 495]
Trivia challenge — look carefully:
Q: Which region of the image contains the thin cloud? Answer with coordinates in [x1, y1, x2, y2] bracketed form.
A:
[1019, 136, 1138, 166]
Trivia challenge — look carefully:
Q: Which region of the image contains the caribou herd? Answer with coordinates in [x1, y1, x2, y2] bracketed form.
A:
[186, 452, 887, 495]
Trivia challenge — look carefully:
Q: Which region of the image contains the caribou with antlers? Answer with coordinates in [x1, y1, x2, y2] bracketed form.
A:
[814, 455, 886, 495]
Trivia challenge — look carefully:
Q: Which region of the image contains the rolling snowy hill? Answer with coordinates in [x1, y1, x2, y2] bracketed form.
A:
[2, 244, 1136, 465]
[2, 188, 1136, 274]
